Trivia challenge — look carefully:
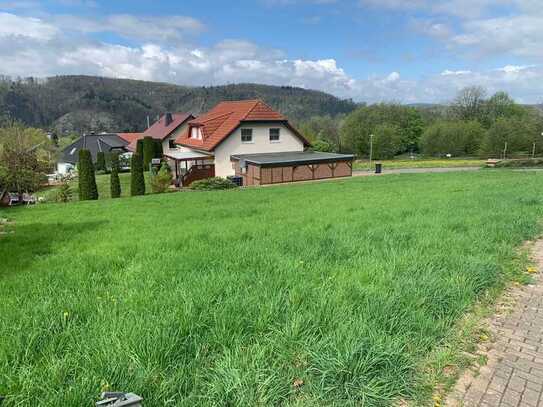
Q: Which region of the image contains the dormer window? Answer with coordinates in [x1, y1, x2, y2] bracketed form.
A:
[191, 126, 202, 140]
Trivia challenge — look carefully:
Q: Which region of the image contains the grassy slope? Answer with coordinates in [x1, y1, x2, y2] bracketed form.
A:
[353, 158, 485, 170]
[39, 173, 153, 202]
[1, 171, 542, 406]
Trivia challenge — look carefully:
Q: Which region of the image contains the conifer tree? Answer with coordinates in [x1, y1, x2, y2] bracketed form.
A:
[96, 151, 106, 172]
[130, 153, 145, 196]
[110, 152, 121, 198]
[143, 136, 155, 171]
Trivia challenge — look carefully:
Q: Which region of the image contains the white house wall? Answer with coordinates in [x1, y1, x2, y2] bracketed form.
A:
[162, 122, 190, 155]
[213, 123, 304, 177]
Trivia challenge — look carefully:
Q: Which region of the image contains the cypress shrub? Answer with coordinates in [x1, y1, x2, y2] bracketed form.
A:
[143, 136, 155, 171]
[88, 159, 99, 200]
[78, 149, 90, 200]
[130, 153, 145, 196]
[96, 152, 106, 172]
[136, 139, 144, 156]
[110, 152, 121, 198]
[155, 140, 164, 158]
[78, 149, 99, 200]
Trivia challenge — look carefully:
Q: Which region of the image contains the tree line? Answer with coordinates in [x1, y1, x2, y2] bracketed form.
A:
[299, 87, 543, 159]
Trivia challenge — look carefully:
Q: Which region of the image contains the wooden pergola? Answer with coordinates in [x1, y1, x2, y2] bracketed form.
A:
[164, 150, 215, 187]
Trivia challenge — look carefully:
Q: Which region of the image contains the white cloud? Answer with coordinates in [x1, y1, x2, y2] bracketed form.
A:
[0, 11, 542, 104]
[0, 12, 59, 40]
[441, 70, 472, 76]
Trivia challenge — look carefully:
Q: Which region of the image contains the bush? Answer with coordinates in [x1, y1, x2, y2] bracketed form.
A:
[311, 139, 335, 153]
[110, 152, 121, 198]
[143, 136, 155, 171]
[190, 177, 238, 191]
[56, 179, 72, 203]
[150, 161, 173, 193]
[96, 151, 106, 172]
[78, 149, 98, 201]
[130, 153, 145, 196]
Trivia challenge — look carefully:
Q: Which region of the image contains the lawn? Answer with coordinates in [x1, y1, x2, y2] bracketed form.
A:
[353, 158, 485, 171]
[38, 172, 153, 202]
[1, 171, 542, 406]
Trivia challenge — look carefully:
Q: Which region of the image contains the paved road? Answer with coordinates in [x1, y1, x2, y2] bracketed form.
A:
[447, 240, 543, 407]
[353, 166, 481, 177]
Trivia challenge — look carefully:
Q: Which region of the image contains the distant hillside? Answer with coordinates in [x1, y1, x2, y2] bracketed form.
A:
[0, 75, 358, 135]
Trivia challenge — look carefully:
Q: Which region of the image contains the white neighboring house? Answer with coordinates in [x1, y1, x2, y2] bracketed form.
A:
[168, 99, 310, 185]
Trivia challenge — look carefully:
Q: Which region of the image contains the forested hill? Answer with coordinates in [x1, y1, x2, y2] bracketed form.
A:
[0, 75, 358, 135]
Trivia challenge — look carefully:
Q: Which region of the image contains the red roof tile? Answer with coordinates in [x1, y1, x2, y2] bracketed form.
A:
[144, 112, 194, 141]
[176, 100, 309, 151]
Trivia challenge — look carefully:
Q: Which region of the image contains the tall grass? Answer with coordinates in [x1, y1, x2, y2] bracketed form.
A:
[1, 171, 542, 406]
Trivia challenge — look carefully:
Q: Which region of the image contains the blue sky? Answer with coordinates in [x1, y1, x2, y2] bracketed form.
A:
[0, 0, 541, 103]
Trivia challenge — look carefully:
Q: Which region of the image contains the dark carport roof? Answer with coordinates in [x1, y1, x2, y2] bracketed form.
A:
[231, 151, 354, 167]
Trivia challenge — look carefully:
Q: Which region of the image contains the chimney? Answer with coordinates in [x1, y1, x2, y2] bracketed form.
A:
[165, 112, 173, 127]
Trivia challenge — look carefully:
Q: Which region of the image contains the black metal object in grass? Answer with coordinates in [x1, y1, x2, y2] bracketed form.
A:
[96, 392, 143, 407]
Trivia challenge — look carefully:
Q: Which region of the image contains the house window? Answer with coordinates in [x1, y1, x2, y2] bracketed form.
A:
[191, 127, 202, 140]
[269, 128, 280, 142]
[241, 128, 253, 143]
[169, 139, 176, 149]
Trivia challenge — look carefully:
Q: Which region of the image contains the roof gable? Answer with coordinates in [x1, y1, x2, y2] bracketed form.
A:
[175, 99, 307, 151]
[144, 112, 193, 140]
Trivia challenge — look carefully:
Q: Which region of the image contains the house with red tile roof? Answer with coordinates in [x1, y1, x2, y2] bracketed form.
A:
[171, 100, 311, 181]
[117, 132, 144, 152]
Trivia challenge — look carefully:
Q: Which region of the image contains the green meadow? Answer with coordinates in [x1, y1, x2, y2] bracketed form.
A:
[1, 171, 542, 406]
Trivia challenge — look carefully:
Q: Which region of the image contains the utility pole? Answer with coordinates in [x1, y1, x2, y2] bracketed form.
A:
[369, 134, 374, 171]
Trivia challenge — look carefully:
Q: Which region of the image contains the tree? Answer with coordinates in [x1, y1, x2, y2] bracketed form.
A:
[420, 120, 485, 157]
[372, 124, 402, 159]
[450, 86, 487, 122]
[110, 152, 121, 198]
[483, 91, 527, 127]
[340, 103, 421, 156]
[0, 136, 47, 194]
[96, 151, 106, 172]
[150, 161, 173, 193]
[78, 149, 98, 200]
[143, 136, 155, 171]
[479, 117, 537, 158]
[130, 153, 145, 196]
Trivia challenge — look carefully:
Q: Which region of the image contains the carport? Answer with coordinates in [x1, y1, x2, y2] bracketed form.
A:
[231, 151, 354, 186]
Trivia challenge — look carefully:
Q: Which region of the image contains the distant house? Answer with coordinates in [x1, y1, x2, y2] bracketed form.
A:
[57, 133, 132, 174]
[118, 132, 145, 151]
[170, 99, 354, 186]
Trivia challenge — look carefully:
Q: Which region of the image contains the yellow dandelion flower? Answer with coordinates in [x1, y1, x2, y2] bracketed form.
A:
[527, 266, 537, 274]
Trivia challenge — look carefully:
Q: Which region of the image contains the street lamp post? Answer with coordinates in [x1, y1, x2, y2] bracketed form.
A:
[369, 134, 374, 171]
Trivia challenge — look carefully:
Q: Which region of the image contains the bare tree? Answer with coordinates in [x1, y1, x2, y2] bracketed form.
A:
[450, 86, 487, 122]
